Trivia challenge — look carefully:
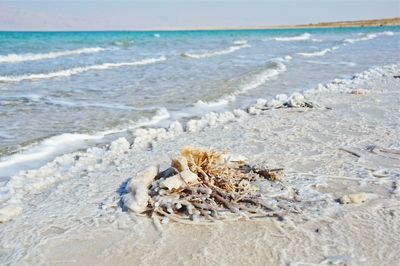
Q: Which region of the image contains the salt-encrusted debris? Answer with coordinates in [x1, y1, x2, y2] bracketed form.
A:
[122, 147, 285, 225]
[339, 193, 368, 204]
[123, 166, 159, 213]
[349, 88, 369, 95]
[247, 92, 322, 114]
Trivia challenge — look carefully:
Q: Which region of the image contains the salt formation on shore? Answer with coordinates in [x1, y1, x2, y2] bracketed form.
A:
[339, 193, 368, 204]
[122, 147, 285, 225]
[247, 92, 322, 115]
[307, 64, 399, 94]
[0, 138, 131, 223]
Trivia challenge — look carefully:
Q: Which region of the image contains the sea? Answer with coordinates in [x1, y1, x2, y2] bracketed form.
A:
[0, 27, 399, 178]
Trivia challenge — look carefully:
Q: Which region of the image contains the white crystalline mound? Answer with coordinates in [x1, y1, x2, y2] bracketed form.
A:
[0, 137, 130, 223]
[307, 64, 399, 94]
[133, 121, 184, 149]
[123, 166, 158, 213]
[186, 111, 236, 132]
[248, 92, 313, 112]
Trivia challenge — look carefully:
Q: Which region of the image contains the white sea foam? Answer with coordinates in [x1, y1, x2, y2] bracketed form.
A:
[0, 47, 107, 63]
[233, 40, 248, 45]
[298, 46, 340, 57]
[306, 60, 357, 67]
[0, 56, 166, 82]
[182, 44, 251, 59]
[272, 55, 293, 62]
[343, 31, 394, 44]
[112, 40, 134, 46]
[271, 33, 312, 42]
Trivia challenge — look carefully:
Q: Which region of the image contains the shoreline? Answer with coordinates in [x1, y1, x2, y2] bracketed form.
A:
[1, 18, 399, 32]
[1, 64, 399, 265]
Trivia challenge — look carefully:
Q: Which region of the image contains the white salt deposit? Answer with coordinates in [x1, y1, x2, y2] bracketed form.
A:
[0, 137, 130, 223]
[123, 166, 158, 213]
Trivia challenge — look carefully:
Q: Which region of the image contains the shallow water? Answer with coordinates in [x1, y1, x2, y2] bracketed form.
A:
[0, 27, 399, 177]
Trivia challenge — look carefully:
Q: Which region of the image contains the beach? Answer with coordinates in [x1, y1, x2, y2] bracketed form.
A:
[0, 63, 399, 265]
[0, 25, 400, 265]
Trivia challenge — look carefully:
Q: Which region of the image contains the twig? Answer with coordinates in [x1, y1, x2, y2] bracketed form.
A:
[339, 147, 361, 158]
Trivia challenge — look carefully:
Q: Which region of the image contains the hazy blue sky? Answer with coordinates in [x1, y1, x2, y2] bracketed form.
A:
[0, 0, 398, 30]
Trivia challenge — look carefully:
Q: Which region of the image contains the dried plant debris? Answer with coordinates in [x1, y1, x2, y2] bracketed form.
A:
[122, 147, 286, 225]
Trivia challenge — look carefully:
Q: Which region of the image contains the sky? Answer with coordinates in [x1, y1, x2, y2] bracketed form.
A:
[0, 0, 398, 31]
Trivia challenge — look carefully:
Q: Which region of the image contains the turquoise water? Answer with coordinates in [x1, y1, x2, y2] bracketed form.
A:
[0, 26, 399, 176]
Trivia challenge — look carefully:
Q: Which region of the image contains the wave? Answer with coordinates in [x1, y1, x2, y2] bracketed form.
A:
[0, 108, 170, 178]
[112, 40, 134, 47]
[343, 31, 394, 44]
[0, 47, 107, 64]
[182, 44, 251, 59]
[236, 61, 287, 95]
[271, 33, 312, 42]
[233, 40, 248, 45]
[298, 46, 340, 57]
[0, 94, 157, 111]
[42, 97, 157, 111]
[298, 31, 394, 58]
[298, 31, 395, 58]
[306, 60, 357, 67]
[186, 59, 288, 110]
[0, 56, 166, 82]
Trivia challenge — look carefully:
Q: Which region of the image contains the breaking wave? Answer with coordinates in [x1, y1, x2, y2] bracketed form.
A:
[271, 33, 312, 41]
[298, 31, 395, 58]
[182, 44, 251, 59]
[298, 46, 340, 57]
[189, 59, 288, 110]
[0, 107, 170, 178]
[0, 56, 166, 82]
[235, 61, 287, 95]
[0, 47, 107, 63]
[112, 40, 134, 47]
[343, 31, 394, 44]
[233, 40, 248, 45]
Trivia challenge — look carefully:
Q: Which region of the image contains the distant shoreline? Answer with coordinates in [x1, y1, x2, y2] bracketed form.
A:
[161, 17, 400, 32]
[0, 17, 399, 32]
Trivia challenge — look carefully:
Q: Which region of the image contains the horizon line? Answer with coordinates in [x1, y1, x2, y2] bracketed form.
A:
[1, 17, 399, 32]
